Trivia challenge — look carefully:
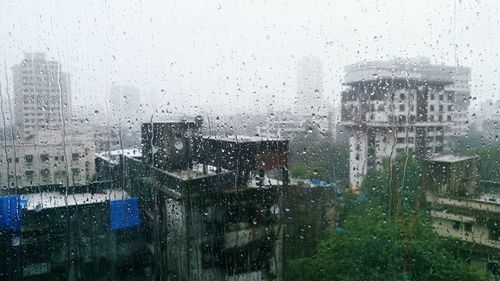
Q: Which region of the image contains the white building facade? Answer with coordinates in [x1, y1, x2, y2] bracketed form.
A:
[0, 132, 95, 188]
[12, 53, 72, 137]
[341, 58, 471, 189]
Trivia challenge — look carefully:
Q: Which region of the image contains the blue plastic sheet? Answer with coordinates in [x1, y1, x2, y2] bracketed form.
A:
[0, 195, 23, 231]
[311, 178, 322, 185]
[109, 197, 140, 231]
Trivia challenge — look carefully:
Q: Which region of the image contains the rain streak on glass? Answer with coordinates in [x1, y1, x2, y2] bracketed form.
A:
[0, 1, 499, 281]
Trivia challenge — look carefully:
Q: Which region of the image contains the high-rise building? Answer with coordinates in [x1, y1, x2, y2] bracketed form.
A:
[109, 85, 141, 125]
[296, 56, 324, 117]
[12, 53, 71, 137]
[341, 58, 471, 189]
[444, 67, 471, 137]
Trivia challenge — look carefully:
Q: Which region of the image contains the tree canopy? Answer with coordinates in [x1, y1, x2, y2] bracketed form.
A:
[287, 154, 489, 281]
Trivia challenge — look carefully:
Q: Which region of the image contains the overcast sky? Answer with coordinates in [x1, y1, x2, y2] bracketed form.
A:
[1, 0, 499, 119]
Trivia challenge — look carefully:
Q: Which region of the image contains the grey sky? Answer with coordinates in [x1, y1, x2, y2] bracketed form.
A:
[1, 0, 499, 118]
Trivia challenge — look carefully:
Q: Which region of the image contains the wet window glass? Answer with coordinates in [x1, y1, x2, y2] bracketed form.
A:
[0, 1, 499, 281]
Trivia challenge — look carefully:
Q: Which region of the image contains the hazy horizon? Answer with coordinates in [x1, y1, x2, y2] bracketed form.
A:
[1, 0, 500, 121]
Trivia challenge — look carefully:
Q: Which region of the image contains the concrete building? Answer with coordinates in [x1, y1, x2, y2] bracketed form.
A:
[0, 131, 96, 188]
[444, 66, 471, 138]
[341, 58, 471, 189]
[480, 99, 500, 133]
[256, 111, 334, 140]
[12, 53, 71, 137]
[109, 85, 141, 126]
[425, 155, 499, 278]
[296, 57, 332, 122]
[256, 112, 306, 139]
[0, 182, 149, 280]
[97, 119, 288, 281]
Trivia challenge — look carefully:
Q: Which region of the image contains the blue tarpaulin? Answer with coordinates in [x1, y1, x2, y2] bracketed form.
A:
[109, 197, 140, 231]
[311, 178, 322, 185]
[311, 178, 331, 187]
[356, 193, 367, 203]
[0, 195, 23, 231]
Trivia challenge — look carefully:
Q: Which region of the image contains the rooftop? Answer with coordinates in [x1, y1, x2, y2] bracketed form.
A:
[167, 163, 228, 181]
[20, 189, 127, 210]
[343, 58, 468, 85]
[203, 135, 286, 143]
[429, 154, 477, 163]
[477, 194, 500, 204]
[96, 149, 142, 165]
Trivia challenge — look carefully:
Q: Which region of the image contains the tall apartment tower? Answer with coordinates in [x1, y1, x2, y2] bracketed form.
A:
[109, 85, 141, 125]
[444, 67, 471, 137]
[341, 58, 471, 189]
[12, 53, 71, 137]
[297, 56, 324, 117]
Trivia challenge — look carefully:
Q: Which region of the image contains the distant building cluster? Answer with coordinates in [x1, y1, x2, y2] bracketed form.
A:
[256, 56, 335, 140]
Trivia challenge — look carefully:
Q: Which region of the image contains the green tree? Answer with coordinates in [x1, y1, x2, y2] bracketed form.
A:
[288, 154, 488, 281]
[289, 128, 349, 184]
[288, 206, 487, 281]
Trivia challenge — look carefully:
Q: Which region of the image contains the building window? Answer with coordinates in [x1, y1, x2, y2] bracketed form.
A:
[24, 155, 34, 164]
[399, 104, 405, 111]
[400, 93, 405, 100]
[430, 105, 434, 112]
[41, 168, 50, 182]
[447, 115, 452, 122]
[25, 170, 35, 181]
[489, 221, 499, 241]
[464, 223, 472, 232]
[72, 168, 81, 179]
[72, 153, 80, 161]
[40, 154, 50, 162]
[452, 221, 461, 230]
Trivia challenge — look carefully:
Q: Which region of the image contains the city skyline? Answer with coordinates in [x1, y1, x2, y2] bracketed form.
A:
[1, 1, 499, 118]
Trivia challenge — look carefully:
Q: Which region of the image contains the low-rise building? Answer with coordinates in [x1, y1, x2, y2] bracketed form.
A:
[0, 182, 149, 280]
[425, 155, 499, 277]
[0, 131, 96, 188]
[97, 120, 289, 281]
